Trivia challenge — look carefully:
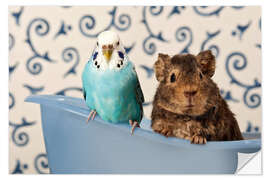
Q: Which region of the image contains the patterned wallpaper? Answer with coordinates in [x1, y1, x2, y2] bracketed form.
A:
[8, 6, 261, 174]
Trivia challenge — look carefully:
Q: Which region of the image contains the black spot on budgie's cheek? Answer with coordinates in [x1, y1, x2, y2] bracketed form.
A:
[93, 52, 98, 61]
[118, 51, 124, 59]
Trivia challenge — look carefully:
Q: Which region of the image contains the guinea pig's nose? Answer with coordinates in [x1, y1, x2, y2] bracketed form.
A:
[184, 91, 197, 98]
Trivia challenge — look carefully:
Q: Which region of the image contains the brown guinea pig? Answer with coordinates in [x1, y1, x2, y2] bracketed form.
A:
[151, 50, 243, 144]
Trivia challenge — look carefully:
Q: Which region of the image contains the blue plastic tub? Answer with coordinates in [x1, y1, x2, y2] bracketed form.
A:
[25, 95, 261, 174]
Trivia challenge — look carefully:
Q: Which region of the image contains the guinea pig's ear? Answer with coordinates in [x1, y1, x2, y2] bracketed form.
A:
[196, 50, 216, 78]
[154, 53, 170, 82]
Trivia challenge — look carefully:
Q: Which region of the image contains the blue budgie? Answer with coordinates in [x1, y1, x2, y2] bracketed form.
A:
[82, 31, 145, 134]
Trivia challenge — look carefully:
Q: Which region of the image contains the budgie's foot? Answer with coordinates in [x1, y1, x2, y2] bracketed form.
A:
[86, 110, 97, 123]
[129, 120, 140, 135]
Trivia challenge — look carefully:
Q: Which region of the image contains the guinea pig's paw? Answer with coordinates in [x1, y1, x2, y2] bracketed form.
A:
[154, 128, 173, 137]
[191, 135, 207, 144]
[161, 128, 173, 137]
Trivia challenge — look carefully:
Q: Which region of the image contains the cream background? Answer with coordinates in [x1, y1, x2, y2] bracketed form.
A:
[9, 6, 261, 173]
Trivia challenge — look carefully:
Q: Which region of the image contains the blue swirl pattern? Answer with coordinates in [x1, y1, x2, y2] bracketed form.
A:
[34, 153, 49, 174]
[79, 7, 131, 38]
[201, 30, 221, 58]
[62, 47, 80, 77]
[175, 26, 193, 54]
[142, 6, 169, 55]
[9, 118, 36, 147]
[25, 18, 55, 75]
[225, 52, 261, 108]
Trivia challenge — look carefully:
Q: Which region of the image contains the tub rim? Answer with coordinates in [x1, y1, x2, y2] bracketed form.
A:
[25, 94, 261, 153]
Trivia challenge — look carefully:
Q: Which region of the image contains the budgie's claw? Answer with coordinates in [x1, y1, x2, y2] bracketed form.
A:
[91, 111, 97, 121]
[129, 120, 140, 135]
[86, 110, 97, 123]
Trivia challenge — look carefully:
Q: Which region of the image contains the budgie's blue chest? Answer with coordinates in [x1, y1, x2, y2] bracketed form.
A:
[82, 60, 143, 124]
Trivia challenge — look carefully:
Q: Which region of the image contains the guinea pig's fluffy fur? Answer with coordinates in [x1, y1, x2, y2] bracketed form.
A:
[151, 50, 243, 144]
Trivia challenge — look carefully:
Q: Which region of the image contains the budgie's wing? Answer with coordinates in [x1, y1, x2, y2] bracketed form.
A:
[132, 66, 144, 122]
[133, 67, 144, 104]
[136, 77, 145, 104]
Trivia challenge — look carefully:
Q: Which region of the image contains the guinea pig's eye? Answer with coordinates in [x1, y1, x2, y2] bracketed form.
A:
[96, 42, 99, 47]
[116, 41, 120, 46]
[170, 73, 176, 83]
[199, 72, 203, 80]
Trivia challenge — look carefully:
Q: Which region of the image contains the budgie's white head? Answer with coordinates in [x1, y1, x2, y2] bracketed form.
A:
[93, 31, 126, 70]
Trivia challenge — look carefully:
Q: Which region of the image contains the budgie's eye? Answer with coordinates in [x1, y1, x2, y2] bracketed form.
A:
[97, 42, 99, 46]
[117, 41, 119, 46]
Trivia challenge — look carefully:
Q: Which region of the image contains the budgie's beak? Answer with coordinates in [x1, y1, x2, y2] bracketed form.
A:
[102, 45, 114, 62]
